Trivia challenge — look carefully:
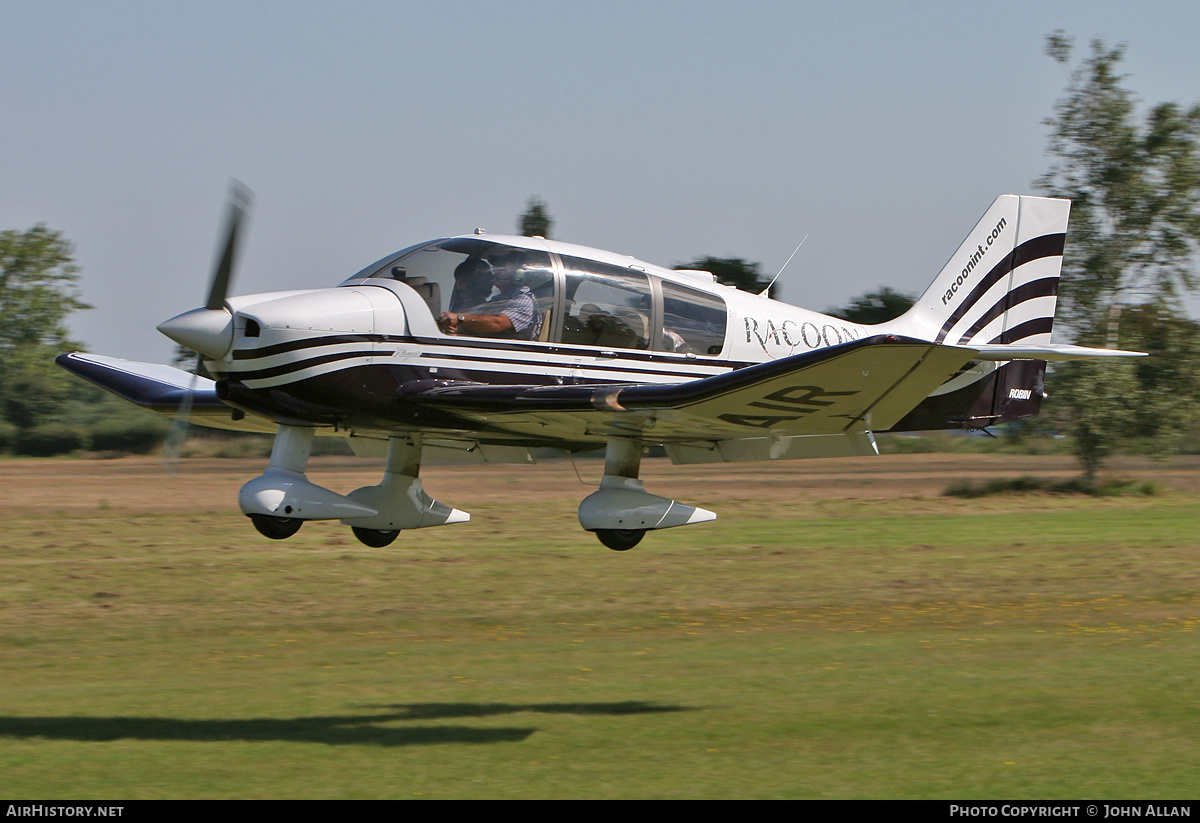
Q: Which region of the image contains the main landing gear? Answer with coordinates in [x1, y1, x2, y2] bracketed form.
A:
[350, 527, 400, 548]
[578, 437, 715, 551]
[240, 428, 714, 552]
[594, 528, 646, 552]
[239, 426, 468, 547]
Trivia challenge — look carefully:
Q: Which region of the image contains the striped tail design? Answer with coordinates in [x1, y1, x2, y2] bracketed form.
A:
[879, 195, 1070, 432]
[891, 195, 1069, 348]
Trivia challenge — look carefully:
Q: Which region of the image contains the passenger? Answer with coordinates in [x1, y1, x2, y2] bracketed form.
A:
[575, 303, 606, 339]
[438, 252, 543, 340]
[574, 303, 647, 349]
[661, 327, 688, 352]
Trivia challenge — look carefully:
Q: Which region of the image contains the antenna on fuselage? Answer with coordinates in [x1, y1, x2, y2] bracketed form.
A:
[759, 233, 809, 298]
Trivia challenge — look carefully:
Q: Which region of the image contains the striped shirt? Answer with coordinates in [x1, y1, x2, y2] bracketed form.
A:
[487, 285, 542, 340]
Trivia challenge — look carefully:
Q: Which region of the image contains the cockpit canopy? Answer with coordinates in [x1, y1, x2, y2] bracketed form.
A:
[342, 237, 728, 355]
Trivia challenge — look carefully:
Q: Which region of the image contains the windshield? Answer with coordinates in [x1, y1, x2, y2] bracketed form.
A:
[346, 238, 556, 341]
[341, 240, 441, 283]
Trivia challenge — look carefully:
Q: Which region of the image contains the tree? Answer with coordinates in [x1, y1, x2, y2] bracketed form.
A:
[1037, 33, 1200, 481]
[1039, 33, 1200, 337]
[0, 226, 91, 434]
[1048, 357, 1141, 486]
[518, 197, 553, 238]
[1119, 305, 1200, 453]
[827, 286, 914, 325]
[675, 256, 778, 299]
[0, 226, 87, 350]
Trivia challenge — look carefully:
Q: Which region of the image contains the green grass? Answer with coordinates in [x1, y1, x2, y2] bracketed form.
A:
[1, 459, 1199, 797]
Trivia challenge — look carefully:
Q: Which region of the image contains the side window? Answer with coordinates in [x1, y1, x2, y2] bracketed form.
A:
[560, 257, 653, 350]
[445, 247, 555, 341]
[360, 239, 556, 342]
[660, 280, 727, 355]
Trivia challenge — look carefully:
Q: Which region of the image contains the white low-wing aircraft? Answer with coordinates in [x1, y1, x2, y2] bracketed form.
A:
[59, 192, 1140, 550]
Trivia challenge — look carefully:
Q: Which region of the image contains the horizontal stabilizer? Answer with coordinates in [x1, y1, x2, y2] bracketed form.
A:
[972, 343, 1147, 361]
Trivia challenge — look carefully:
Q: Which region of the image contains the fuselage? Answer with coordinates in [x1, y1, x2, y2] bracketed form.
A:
[163, 233, 875, 436]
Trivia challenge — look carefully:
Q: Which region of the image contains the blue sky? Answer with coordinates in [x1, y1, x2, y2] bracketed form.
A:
[4, 0, 1200, 362]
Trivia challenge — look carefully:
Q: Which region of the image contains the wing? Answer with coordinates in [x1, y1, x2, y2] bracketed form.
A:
[399, 335, 978, 446]
[55, 352, 276, 433]
[59, 335, 1066, 461]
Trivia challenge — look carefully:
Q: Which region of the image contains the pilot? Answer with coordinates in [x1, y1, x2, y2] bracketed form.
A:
[438, 251, 543, 340]
[447, 257, 496, 313]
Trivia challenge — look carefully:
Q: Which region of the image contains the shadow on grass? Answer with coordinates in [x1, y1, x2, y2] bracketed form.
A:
[0, 702, 691, 747]
[365, 701, 693, 719]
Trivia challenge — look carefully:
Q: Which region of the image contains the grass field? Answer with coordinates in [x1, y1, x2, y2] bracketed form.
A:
[2, 453, 1198, 798]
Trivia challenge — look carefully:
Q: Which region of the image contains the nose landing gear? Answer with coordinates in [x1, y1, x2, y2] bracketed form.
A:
[239, 426, 469, 546]
[249, 513, 303, 540]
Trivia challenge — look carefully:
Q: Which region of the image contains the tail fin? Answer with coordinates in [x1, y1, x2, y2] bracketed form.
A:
[890, 194, 1069, 348]
[880, 195, 1068, 432]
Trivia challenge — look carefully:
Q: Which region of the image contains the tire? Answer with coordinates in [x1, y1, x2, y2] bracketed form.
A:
[595, 528, 645, 551]
[352, 527, 400, 548]
[249, 514, 303, 540]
